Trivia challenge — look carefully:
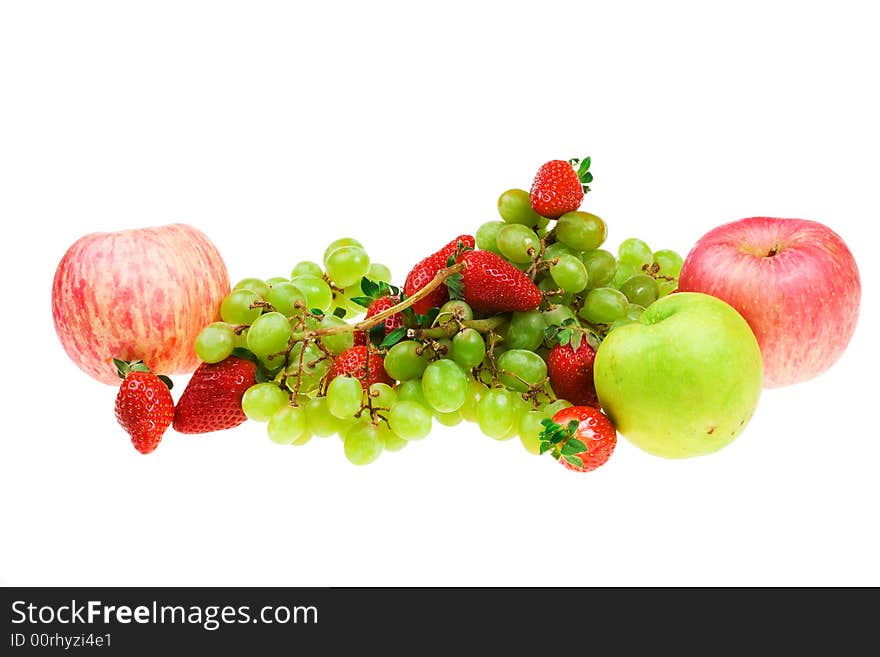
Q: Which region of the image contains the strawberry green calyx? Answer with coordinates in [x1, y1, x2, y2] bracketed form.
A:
[112, 358, 173, 390]
[350, 277, 402, 309]
[543, 318, 600, 352]
[537, 418, 586, 468]
[568, 156, 593, 194]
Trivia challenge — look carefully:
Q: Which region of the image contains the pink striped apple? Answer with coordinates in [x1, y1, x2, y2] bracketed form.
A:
[52, 224, 230, 384]
[678, 217, 860, 387]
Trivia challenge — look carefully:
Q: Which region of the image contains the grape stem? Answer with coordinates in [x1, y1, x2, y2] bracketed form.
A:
[294, 262, 467, 341]
[408, 316, 507, 340]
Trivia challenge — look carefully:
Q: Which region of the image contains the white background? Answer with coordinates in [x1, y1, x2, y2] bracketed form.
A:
[1, 1, 877, 586]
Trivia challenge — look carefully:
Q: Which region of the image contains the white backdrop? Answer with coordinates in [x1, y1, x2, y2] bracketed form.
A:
[1, 1, 877, 586]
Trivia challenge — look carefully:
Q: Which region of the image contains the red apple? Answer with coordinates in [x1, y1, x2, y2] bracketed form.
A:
[678, 217, 860, 387]
[52, 224, 230, 384]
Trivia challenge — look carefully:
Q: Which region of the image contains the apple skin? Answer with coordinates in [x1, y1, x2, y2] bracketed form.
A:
[52, 224, 230, 384]
[678, 217, 860, 388]
[594, 292, 762, 459]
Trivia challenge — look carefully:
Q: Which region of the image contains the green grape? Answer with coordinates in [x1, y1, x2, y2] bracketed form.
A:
[626, 304, 646, 321]
[497, 349, 548, 392]
[396, 379, 426, 404]
[477, 389, 519, 439]
[233, 328, 249, 350]
[265, 277, 289, 286]
[247, 312, 292, 358]
[550, 254, 589, 293]
[535, 215, 551, 237]
[324, 246, 370, 288]
[518, 409, 545, 455]
[496, 224, 541, 263]
[556, 211, 608, 251]
[367, 262, 392, 283]
[285, 341, 330, 393]
[421, 359, 468, 412]
[290, 275, 333, 312]
[618, 238, 653, 270]
[291, 260, 323, 279]
[317, 315, 355, 355]
[323, 237, 363, 263]
[544, 399, 574, 418]
[304, 396, 345, 437]
[343, 422, 383, 465]
[220, 289, 262, 325]
[388, 400, 432, 440]
[611, 262, 639, 289]
[581, 249, 617, 289]
[242, 383, 289, 422]
[475, 220, 505, 254]
[334, 288, 367, 318]
[653, 249, 684, 279]
[580, 287, 629, 324]
[384, 341, 431, 381]
[497, 188, 542, 226]
[506, 311, 545, 350]
[451, 328, 486, 370]
[537, 276, 571, 306]
[377, 422, 407, 452]
[543, 241, 578, 261]
[326, 376, 363, 419]
[194, 322, 235, 363]
[266, 282, 307, 317]
[460, 379, 489, 422]
[428, 338, 453, 360]
[434, 410, 463, 427]
[438, 299, 473, 322]
[619, 275, 659, 307]
[502, 419, 521, 441]
[233, 277, 270, 298]
[368, 382, 397, 409]
[542, 304, 577, 327]
[657, 279, 678, 297]
[267, 406, 308, 445]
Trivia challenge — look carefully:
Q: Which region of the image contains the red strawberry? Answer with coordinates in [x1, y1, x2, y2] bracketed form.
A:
[452, 250, 542, 314]
[354, 295, 403, 346]
[547, 339, 599, 408]
[529, 157, 593, 219]
[173, 356, 257, 434]
[538, 405, 616, 473]
[113, 360, 175, 454]
[327, 345, 393, 387]
[403, 235, 475, 315]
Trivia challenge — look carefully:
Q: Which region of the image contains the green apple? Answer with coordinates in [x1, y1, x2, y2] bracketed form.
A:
[594, 292, 762, 458]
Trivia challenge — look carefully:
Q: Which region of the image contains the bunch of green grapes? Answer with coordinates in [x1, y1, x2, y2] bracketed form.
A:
[479, 189, 684, 334]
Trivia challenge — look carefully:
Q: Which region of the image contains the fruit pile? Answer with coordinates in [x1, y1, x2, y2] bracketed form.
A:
[52, 154, 862, 470]
[135, 156, 680, 470]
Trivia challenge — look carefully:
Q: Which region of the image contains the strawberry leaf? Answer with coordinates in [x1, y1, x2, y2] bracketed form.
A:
[570, 330, 584, 352]
[231, 347, 259, 364]
[333, 307, 347, 318]
[360, 277, 380, 298]
[544, 325, 559, 341]
[309, 308, 324, 316]
[446, 273, 464, 301]
[418, 307, 440, 328]
[368, 324, 386, 347]
[561, 438, 587, 457]
[563, 454, 584, 468]
[349, 296, 373, 308]
[379, 326, 408, 349]
[157, 374, 174, 390]
[557, 328, 571, 346]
